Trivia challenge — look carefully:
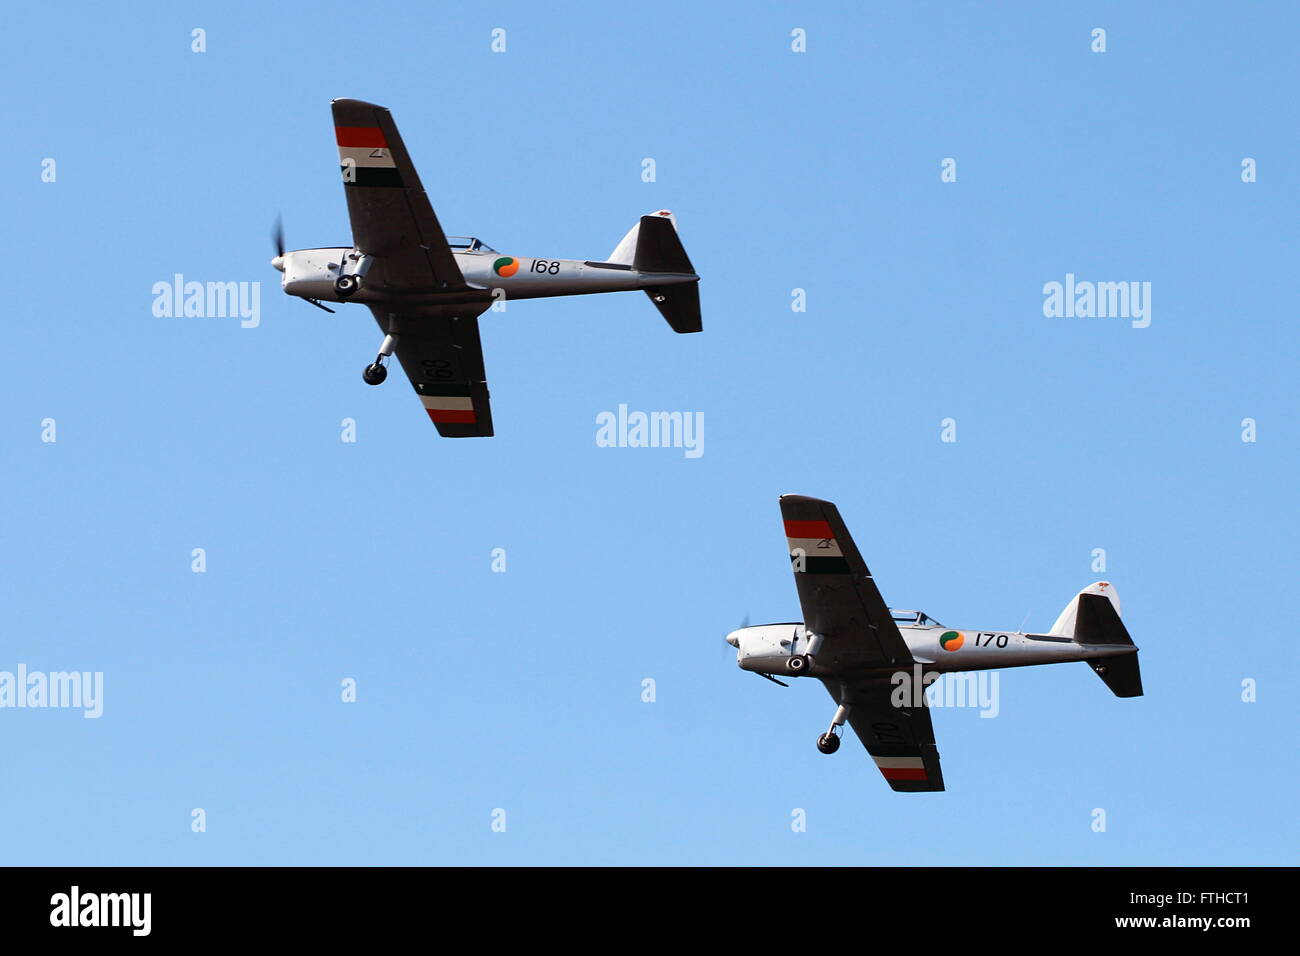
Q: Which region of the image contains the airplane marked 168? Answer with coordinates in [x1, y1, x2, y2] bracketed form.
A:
[271, 98, 702, 438]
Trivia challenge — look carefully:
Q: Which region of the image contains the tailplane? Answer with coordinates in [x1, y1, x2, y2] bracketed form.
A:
[1050, 582, 1143, 698]
[607, 210, 701, 333]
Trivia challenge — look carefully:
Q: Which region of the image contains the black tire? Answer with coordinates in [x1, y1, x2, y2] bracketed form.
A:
[787, 654, 809, 674]
[335, 275, 361, 298]
[817, 733, 840, 755]
[362, 363, 387, 386]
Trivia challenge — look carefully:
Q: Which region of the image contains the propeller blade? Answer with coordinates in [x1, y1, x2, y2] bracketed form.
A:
[721, 612, 750, 660]
[271, 215, 285, 257]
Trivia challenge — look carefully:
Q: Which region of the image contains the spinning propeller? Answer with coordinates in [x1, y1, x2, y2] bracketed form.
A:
[270, 215, 335, 313]
[270, 215, 285, 271]
[725, 613, 789, 686]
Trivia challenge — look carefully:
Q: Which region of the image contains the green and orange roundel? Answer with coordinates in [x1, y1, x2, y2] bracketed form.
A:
[492, 256, 519, 277]
[939, 630, 965, 652]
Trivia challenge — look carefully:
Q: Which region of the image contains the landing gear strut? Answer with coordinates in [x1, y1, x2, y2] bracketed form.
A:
[334, 250, 375, 299]
[363, 331, 399, 386]
[816, 703, 851, 755]
[786, 631, 825, 676]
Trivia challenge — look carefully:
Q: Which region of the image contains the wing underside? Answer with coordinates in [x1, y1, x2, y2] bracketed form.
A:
[331, 98, 466, 293]
[778, 494, 913, 669]
[371, 307, 494, 437]
[780, 493, 944, 791]
[822, 678, 945, 792]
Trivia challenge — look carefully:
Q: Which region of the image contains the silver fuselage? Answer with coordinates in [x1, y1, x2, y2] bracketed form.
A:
[726, 619, 1138, 680]
[278, 246, 696, 305]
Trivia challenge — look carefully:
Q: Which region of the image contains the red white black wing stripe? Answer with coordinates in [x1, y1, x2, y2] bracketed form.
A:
[335, 126, 402, 188]
[783, 519, 851, 574]
[870, 754, 929, 784]
[415, 382, 478, 425]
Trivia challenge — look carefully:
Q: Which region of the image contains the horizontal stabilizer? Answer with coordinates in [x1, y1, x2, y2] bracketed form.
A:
[633, 215, 696, 276]
[1089, 652, 1144, 698]
[645, 284, 702, 334]
[1075, 592, 1143, 697]
[1074, 593, 1134, 646]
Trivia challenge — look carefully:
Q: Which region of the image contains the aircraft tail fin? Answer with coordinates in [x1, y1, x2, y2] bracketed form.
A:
[1049, 582, 1121, 637]
[607, 217, 645, 265]
[608, 210, 678, 265]
[607, 210, 702, 333]
[1050, 582, 1143, 698]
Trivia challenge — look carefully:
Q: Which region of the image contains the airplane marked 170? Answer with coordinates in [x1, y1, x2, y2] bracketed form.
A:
[726, 495, 1144, 792]
[271, 98, 701, 438]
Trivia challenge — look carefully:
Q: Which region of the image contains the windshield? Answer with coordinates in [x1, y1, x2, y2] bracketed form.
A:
[446, 237, 497, 254]
[891, 610, 942, 627]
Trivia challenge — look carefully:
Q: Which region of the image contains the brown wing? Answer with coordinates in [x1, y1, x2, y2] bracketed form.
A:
[371, 306, 494, 438]
[821, 678, 945, 792]
[778, 494, 915, 670]
[331, 98, 466, 292]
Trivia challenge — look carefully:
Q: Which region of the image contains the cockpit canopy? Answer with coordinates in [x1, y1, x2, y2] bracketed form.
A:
[446, 236, 497, 254]
[890, 609, 943, 627]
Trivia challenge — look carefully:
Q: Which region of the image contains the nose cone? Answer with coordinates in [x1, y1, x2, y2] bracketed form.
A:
[270, 255, 285, 272]
[725, 630, 740, 648]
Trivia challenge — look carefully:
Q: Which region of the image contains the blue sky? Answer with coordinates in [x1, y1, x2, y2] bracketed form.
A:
[2, 1, 1295, 865]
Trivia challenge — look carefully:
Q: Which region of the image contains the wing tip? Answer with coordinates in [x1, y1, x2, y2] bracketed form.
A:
[331, 97, 387, 110]
[779, 493, 836, 512]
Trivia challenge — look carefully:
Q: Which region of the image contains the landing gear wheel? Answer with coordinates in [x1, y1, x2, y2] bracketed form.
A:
[362, 362, 387, 386]
[817, 732, 841, 755]
[787, 654, 811, 674]
[335, 274, 362, 298]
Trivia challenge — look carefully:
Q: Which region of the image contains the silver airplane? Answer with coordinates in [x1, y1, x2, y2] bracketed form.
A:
[271, 98, 701, 437]
[726, 495, 1144, 792]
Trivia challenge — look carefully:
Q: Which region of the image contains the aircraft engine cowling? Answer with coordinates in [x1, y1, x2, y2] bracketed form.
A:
[726, 623, 808, 674]
[278, 248, 350, 299]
